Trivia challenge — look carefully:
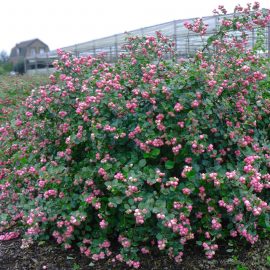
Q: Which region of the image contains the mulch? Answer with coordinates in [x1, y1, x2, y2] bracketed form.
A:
[0, 237, 270, 270]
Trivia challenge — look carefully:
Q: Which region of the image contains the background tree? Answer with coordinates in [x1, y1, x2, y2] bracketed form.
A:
[0, 50, 13, 75]
[0, 50, 9, 63]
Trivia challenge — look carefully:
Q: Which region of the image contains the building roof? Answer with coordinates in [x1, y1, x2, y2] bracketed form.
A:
[15, 38, 49, 49]
[10, 39, 49, 58]
[16, 39, 38, 48]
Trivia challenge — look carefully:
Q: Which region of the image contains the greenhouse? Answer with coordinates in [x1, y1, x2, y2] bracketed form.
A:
[57, 11, 270, 60]
[25, 10, 270, 72]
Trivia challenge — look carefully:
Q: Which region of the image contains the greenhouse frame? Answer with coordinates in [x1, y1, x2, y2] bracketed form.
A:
[25, 11, 270, 72]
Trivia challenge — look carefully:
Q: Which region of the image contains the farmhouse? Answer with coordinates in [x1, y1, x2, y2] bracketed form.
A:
[9, 38, 50, 65]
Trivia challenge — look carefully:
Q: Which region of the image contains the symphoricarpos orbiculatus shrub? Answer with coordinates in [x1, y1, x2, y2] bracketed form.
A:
[0, 2, 270, 268]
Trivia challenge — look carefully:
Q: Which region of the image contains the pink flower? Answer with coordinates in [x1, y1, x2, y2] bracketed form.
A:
[0, 231, 20, 241]
[191, 100, 200, 108]
[157, 239, 166, 250]
[207, 80, 217, 87]
[211, 218, 222, 230]
[177, 121, 185, 128]
[99, 219, 108, 229]
[174, 102, 184, 112]
[25, 111, 33, 118]
[182, 188, 191, 195]
[172, 144, 182, 155]
[58, 111, 67, 117]
[181, 166, 192, 178]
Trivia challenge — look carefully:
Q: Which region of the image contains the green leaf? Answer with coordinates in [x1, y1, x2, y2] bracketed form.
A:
[138, 159, 147, 168]
[155, 199, 166, 209]
[165, 160, 175, 169]
[186, 170, 195, 179]
[103, 163, 112, 170]
[150, 148, 160, 157]
[143, 152, 150, 159]
[19, 157, 28, 165]
[264, 213, 270, 231]
[111, 196, 122, 205]
[143, 148, 160, 159]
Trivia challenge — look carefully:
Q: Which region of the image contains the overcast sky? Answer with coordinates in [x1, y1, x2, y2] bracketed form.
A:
[1, 0, 270, 54]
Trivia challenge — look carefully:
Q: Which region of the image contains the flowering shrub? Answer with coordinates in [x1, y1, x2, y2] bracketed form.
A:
[0, 74, 49, 122]
[1, 2, 270, 268]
